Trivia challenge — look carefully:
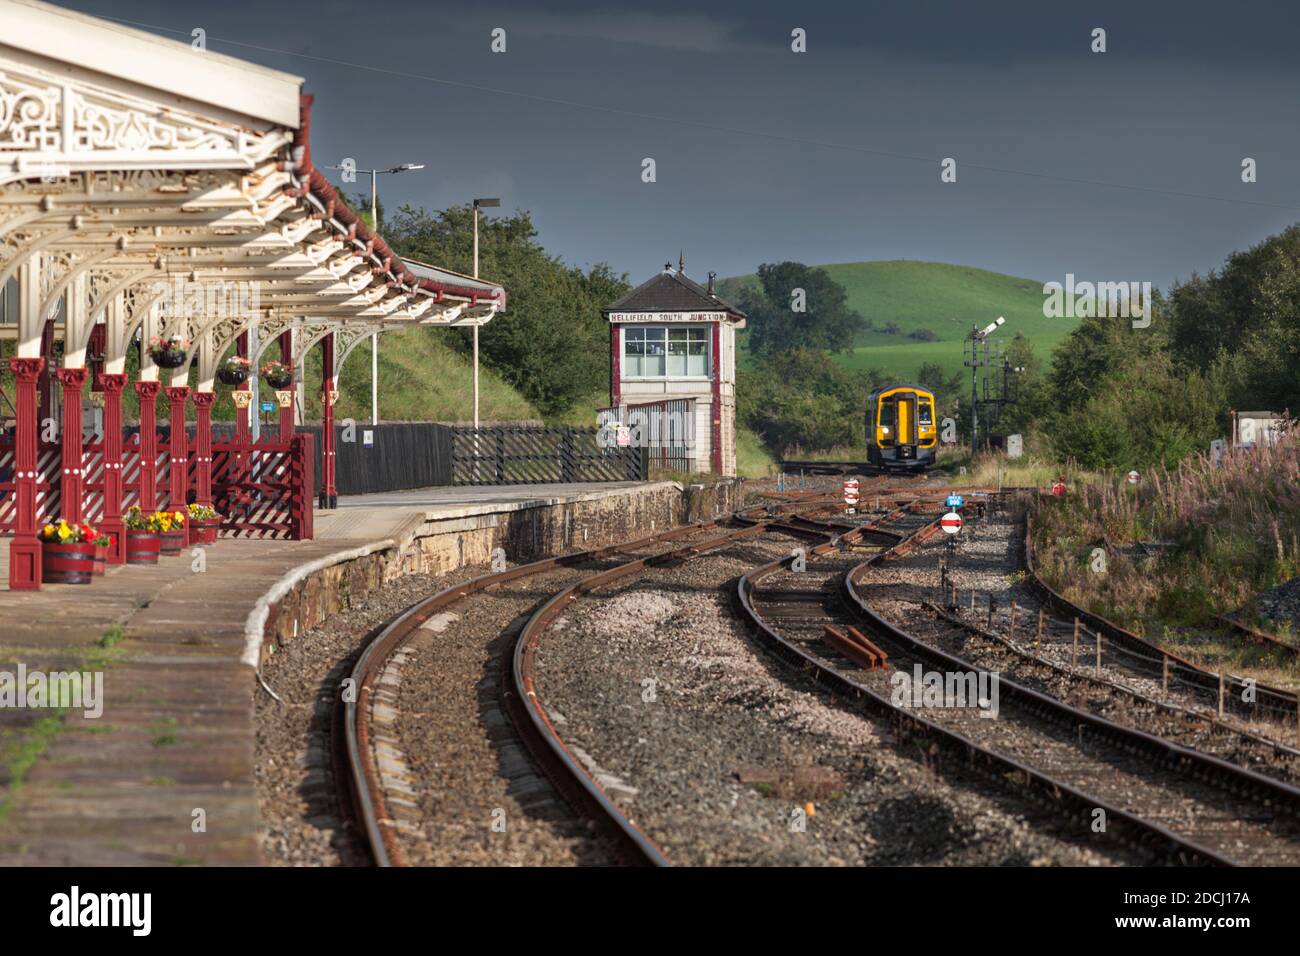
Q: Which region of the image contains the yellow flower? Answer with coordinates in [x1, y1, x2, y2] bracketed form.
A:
[43, 523, 54, 537]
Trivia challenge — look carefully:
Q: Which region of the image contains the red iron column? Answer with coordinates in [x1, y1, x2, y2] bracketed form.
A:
[134, 381, 162, 513]
[8, 357, 45, 590]
[54, 367, 89, 523]
[166, 385, 191, 544]
[193, 391, 215, 508]
[278, 330, 295, 442]
[710, 322, 722, 474]
[234, 331, 251, 477]
[100, 373, 127, 564]
[320, 331, 336, 509]
[610, 325, 621, 408]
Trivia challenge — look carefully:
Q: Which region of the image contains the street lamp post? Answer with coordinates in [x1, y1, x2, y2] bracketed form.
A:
[472, 198, 500, 430]
[326, 162, 425, 426]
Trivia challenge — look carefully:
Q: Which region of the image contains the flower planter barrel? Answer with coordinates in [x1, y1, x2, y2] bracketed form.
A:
[125, 530, 161, 565]
[92, 543, 107, 576]
[192, 519, 219, 546]
[41, 541, 95, 584]
[159, 530, 184, 556]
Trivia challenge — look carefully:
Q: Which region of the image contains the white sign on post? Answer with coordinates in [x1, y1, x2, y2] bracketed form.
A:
[940, 511, 963, 535]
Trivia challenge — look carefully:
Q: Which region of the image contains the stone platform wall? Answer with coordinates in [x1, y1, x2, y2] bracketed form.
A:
[255, 478, 743, 665]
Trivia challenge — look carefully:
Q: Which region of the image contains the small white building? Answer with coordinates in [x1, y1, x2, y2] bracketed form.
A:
[602, 261, 746, 475]
[1234, 410, 1284, 449]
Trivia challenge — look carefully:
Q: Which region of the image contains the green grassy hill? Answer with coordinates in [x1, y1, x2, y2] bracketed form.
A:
[301, 327, 540, 424]
[721, 260, 1076, 380]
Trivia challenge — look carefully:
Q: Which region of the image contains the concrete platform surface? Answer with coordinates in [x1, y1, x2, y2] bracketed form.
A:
[314, 481, 661, 542]
[0, 480, 678, 865]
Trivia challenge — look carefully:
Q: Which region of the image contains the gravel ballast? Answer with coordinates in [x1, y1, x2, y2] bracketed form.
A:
[531, 529, 1122, 866]
[255, 571, 474, 866]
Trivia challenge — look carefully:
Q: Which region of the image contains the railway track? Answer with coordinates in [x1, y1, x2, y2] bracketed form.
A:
[736, 497, 1300, 866]
[1027, 516, 1300, 725]
[923, 601, 1300, 787]
[1214, 614, 1300, 660]
[337, 495, 846, 866]
[936, 512, 1300, 776]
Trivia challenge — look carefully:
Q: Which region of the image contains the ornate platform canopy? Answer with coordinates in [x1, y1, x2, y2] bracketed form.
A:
[0, 0, 503, 384]
[0, 0, 506, 588]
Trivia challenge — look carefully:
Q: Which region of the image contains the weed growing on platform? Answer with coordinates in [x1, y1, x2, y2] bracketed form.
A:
[0, 711, 68, 828]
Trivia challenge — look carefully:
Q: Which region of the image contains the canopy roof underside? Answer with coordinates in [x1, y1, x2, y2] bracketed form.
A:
[0, 0, 505, 388]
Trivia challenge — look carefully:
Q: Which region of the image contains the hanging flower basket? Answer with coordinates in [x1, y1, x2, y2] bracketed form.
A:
[148, 335, 190, 370]
[217, 355, 251, 386]
[261, 360, 292, 390]
[39, 519, 100, 584]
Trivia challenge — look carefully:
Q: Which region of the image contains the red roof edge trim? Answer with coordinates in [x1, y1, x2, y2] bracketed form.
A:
[292, 94, 504, 307]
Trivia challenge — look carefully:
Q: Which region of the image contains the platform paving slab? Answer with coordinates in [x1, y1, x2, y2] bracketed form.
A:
[0, 536, 363, 866]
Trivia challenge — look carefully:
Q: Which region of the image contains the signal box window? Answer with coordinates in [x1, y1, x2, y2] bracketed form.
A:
[624, 326, 708, 378]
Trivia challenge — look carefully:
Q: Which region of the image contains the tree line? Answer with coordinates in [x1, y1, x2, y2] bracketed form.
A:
[372, 191, 1298, 470]
[375, 201, 629, 418]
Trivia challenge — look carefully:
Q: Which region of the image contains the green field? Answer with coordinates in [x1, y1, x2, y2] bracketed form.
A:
[721, 260, 1078, 380]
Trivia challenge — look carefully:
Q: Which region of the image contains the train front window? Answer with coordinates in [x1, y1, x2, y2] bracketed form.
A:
[919, 402, 933, 426]
[878, 398, 896, 432]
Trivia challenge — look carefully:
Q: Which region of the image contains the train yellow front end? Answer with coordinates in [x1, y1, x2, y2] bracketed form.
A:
[865, 385, 937, 472]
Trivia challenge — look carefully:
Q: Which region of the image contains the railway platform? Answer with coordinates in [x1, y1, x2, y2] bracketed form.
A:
[0, 479, 703, 866]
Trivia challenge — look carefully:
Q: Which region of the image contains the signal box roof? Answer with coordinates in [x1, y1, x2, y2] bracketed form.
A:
[604, 265, 746, 323]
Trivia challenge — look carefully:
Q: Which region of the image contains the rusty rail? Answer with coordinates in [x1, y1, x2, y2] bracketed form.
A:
[733, 500, 1236, 866]
[821, 624, 889, 669]
[342, 495, 842, 866]
[1214, 614, 1300, 659]
[509, 498, 887, 865]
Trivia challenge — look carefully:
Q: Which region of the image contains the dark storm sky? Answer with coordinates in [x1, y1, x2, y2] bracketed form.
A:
[56, 0, 1300, 289]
